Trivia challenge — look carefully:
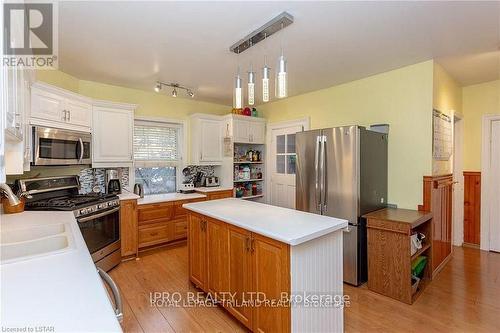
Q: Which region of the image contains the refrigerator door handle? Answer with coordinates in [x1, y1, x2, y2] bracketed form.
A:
[319, 135, 326, 213]
[315, 135, 321, 212]
[321, 135, 327, 212]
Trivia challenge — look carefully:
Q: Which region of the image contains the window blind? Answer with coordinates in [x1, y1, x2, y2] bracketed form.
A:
[134, 120, 181, 167]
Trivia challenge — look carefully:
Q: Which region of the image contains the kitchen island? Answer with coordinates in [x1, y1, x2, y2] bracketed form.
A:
[183, 198, 348, 333]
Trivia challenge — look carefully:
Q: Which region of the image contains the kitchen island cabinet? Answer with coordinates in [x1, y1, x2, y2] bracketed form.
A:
[184, 198, 347, 333]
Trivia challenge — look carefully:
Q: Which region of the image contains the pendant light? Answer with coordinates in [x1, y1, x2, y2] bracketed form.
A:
[247, 39, 255, 106]
[233, 47, 243, 109]
[262, 33, 271, 103]
[248, 64, 255, 106]
[276, 22, 288, 99]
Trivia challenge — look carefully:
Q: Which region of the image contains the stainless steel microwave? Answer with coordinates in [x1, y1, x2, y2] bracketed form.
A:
[32, 126, 92, 165]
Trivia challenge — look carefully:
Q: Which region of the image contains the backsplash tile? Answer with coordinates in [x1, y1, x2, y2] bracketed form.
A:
[79, 167, 129, 194]
[183, 165, 215, 183]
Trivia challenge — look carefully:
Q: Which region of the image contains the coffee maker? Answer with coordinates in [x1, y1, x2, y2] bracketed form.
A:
[105, 169, 122, 194]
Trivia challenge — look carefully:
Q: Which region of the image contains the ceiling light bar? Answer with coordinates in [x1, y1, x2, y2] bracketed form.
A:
[154, 81, 195, 98]
[229, 12, 294, 54]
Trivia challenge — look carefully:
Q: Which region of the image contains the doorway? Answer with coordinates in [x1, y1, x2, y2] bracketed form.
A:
[267, 119, 309, 209]
[453, 115, 464, 246]
[481, 115, 500, 252]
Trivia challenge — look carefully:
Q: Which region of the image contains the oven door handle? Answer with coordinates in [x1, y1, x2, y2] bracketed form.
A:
[97, 267, 123, 323]
[78, 207, 120, 223]
[78, 138, 84, 163]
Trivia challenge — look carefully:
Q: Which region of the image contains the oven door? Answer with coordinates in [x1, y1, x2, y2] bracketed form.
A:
[77, 207, 120, 262]
[33, 126, 92, 165]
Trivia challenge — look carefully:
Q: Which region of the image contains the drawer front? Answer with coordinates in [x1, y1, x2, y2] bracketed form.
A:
[138, 223, 173, 247]
[207, 190, 233, 200]
[173, 219, 188, 240]
[138, 202, 174, 224]
[173, 198, 206, 219]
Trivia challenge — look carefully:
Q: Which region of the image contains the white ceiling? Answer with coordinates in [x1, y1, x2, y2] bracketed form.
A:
[58, 1, 500, 105]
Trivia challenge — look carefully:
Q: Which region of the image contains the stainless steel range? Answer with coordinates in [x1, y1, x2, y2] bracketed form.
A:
[16, 176, 121, 271]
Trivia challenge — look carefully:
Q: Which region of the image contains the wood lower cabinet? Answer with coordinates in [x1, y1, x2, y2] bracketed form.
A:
[206, 219, 229, 295]
[188, 212, 291, 332]
[120, 199, 138, 258]
[188, 214, 207, 289]
[252, 234, 290, 332]
[226, 225, 253, 329]
[136, 197, 206, 251]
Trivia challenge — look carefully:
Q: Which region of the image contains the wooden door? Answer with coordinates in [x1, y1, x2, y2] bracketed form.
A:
[188, 213, 207, 290]
[226, 225, 253, 329]
[252, 233, 291, 333]
[120, 199, 138, 257]
[92, 107, 133, 163]
[206, 218, 228, 296]
[463, 172, 481, 245]
[199, 118, 222, 162]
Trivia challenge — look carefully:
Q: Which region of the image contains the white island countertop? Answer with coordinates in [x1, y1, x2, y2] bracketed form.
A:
[138, 192, 207, 205]
[0, 211, 122, 332]
[183, 198, 348, 246]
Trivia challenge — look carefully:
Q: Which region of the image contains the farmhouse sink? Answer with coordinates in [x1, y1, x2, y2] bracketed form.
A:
[1, 223, 66, 243]
[0, 224, 73, 264]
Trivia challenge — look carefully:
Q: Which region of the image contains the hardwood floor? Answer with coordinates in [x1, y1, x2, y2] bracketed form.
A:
[110, 244, 500, 332]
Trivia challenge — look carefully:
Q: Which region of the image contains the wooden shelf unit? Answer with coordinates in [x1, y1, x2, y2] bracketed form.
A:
[364, 208, 433, 304]
[233, 142, 265, 201]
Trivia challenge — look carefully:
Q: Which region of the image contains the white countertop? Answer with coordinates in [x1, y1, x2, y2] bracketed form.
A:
[183, 198, 348, 246]
[194, 186, 233, 193]
[117, 190, 140, 201]
[0, 211, 122, 332]
[138, 192, 206, 205]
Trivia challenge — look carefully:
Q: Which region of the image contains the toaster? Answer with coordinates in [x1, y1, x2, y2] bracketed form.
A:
[205, 177, 219, 187]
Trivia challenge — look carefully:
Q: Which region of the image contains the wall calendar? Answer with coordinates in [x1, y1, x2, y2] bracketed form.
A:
[433, 109, 453, 161]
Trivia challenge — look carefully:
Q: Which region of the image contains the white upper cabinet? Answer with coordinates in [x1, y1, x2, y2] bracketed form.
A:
[92, 101, 135, 166]
[190, 114, 223, 165]
[30, 82, 92, 131]
[226, 115, 266, 144]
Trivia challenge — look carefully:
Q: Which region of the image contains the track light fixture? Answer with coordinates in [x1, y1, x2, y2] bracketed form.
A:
[154, 81, 195, 98]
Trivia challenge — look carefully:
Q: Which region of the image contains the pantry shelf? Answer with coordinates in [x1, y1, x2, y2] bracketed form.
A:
[233, 161, 264, 164]
[233, 179, 264, 183]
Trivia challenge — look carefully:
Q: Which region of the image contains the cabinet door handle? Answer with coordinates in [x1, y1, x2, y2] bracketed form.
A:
[150, 232, 159, 236]
[251, 237, 255, 253]
[67, 110, 71, 122]
[245, 236, 250, 252]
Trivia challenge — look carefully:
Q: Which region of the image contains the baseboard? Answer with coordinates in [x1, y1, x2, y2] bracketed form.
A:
[432, 253, 452, 279]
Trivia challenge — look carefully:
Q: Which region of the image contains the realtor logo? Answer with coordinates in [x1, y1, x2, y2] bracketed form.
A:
[2, 2, 58, 68]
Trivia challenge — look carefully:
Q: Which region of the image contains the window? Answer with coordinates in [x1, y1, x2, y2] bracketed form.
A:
[276, 133, 296, 174]
[134, 120, 182, 195]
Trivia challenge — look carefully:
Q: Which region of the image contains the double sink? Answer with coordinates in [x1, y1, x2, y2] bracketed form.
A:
[1, 223, 74, 264]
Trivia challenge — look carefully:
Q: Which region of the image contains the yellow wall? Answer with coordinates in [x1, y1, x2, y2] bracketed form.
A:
[462, 80, 500, 171]
[259, 61, 434, 210]
[432, 63, 462, 175]
[36, 70, 229, 119]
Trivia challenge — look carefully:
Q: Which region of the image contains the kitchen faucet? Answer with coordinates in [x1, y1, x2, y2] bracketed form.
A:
[0, 183, 21, 206]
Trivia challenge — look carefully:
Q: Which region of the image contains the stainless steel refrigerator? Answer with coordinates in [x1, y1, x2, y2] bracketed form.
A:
[296, 125, 388, 285]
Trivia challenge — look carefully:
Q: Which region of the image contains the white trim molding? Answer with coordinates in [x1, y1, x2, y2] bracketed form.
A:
[480, 114, 500, 251]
